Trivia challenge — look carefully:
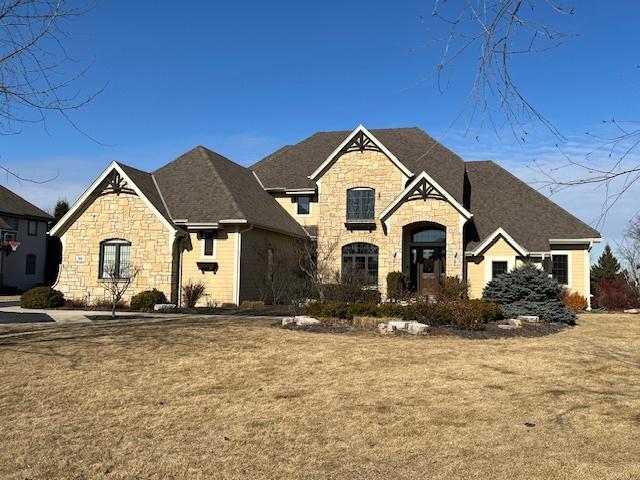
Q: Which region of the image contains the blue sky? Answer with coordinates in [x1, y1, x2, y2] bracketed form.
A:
[2, 1, 639, 259]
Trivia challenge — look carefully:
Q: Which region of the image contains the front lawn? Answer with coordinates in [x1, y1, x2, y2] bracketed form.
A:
[0, 314, 638, 479]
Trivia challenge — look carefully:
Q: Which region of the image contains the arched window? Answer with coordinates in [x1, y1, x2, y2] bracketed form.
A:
[411, 226, 446, 245]
[25, 254, 36, 275]
[99, 239, 131, 279]
[346, 188, 375, 220]
[342, 243, 379, 285]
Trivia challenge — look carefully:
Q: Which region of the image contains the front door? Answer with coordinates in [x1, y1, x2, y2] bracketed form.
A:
[410, 246, 445, 295]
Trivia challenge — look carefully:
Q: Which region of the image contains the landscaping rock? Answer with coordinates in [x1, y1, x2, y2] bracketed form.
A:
[407, 322, 429, 335]
[281, 317, 296, 326]
[518, 315, 540, 323]
[378, 323, 394, 335]
[498, 324, 518, 330]
[508, 318, 523, 327]
[154, 303, 176, 311]
[294, 316, 320, 326]
[388, 320, 411, 331]
[624, 309, 640, 314]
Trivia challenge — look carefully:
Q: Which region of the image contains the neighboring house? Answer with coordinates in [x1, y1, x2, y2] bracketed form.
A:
[0, 185, 53, 291]
[51, 125, 601, 307]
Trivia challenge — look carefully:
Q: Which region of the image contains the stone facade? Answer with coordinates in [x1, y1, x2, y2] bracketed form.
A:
[56, 191, 174, 303]
[316, 149, 466, 295]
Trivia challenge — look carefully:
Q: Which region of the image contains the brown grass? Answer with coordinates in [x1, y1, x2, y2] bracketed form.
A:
[0, 314, 639, 479]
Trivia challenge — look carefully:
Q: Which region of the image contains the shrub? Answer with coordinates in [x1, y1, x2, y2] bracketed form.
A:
[182, 281, 206, 308]
[483, 264, 574, 324]
[20, 286, 65, 309]
[240, 300, 265, 309]
[93, 298, 127, 310]
[483, 264, 562, 304]
[593, 278, 640, 310]
[501, 300, 576, 325]
[436, 276, 469, 302]
[63, 298, 87, 309]
[386, 271, 409, 299]
[304, 299, 501, 330]
[324, 284, 381, 304]
[130, 289, 167, 311]
[562, 290, 588, 311]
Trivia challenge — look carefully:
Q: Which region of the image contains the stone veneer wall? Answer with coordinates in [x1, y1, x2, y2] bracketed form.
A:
[56, 192, 174, 303]
[316, 149, 466, 295]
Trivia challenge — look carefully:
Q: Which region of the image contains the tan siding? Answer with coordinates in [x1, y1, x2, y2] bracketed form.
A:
[180, 228, 238, 306]
[273, 194, 319, 228]
[56, 192, 173, 303]
[550, 245, 589, 297]
[239, 228, 297, 303]
[466, 238, 520, 299]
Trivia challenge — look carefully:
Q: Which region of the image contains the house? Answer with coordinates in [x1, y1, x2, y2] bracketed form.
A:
[0, 185, 53, 291]
[51, 125, 601, 307]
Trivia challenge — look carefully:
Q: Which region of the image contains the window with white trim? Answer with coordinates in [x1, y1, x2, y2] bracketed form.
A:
[99, 239, 131, 279]
[552, 255, 569, 285]
[27, 220, 38, 236]
[491, 261, 508, 279]
[297, 196, 310, 215]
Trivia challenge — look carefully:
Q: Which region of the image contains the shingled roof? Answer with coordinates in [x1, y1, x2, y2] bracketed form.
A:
[251, 127, 467, 204]
[465, 161, 600, 252]
[0, 185, 52, 220]
[152, 146, 306, 237]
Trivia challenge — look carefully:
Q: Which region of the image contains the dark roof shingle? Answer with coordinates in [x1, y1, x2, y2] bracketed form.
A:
[153, 147, 306, 237]
[0, 185, 52, 220]
[251, 127, 467, 204]
[465, 161, 600, 252]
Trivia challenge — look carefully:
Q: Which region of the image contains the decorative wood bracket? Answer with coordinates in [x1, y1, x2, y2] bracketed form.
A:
[99, 171, 136, 196]
[405, 177, 446, 202]
[338, 130, 383, 157]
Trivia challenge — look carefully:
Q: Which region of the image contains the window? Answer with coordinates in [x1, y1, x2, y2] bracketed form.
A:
[25, 254, 36, 275]
[492, 261, 508, 279]
[99, 239, 131, 279]
[346, 188, 375, 220]
[200, 231, 216, 257]
[411, 227, 446, 244]
[297, 196, 310, 215]
[342, 242, 379, 285]
[2, 231, 16, 243]
[27, 220, 38, 236]
[0, 215, 18, 231]
[552, 254, 569, 285]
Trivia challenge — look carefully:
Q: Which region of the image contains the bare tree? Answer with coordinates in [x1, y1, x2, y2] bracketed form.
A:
[295, 237, 339, 303]
[429, 1, 640, 214]
[0, 0, 98, 182]
[100, 263, 139, 318]
[617, 215, 640, 297]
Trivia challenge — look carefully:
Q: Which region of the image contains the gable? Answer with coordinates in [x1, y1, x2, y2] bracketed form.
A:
[50, 163, 175, 237]
[309, 125, 412, 181]
[380, 171, 472, 224]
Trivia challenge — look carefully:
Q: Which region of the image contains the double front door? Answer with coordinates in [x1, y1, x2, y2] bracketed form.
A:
[410, 246, 445, 295]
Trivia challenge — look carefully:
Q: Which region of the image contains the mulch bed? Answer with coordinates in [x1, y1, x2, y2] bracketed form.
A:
[282, 319, 570, 339]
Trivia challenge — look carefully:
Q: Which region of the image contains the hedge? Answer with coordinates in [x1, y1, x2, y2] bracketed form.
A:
[130, 289, 167, 311]
[20, 286, 65, 309]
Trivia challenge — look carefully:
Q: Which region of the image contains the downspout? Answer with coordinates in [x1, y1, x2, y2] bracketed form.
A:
[234, 224, 254, 306]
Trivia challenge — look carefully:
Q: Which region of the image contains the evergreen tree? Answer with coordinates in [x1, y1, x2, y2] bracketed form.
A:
[52, 199, 69, 223]
[590, 244, 621, 283]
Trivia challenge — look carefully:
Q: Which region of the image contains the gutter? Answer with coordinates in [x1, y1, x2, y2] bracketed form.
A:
[233, 224, 254, 306]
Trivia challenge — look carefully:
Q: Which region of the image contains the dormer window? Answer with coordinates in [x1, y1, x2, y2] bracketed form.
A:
[346, 188, 375, 220]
